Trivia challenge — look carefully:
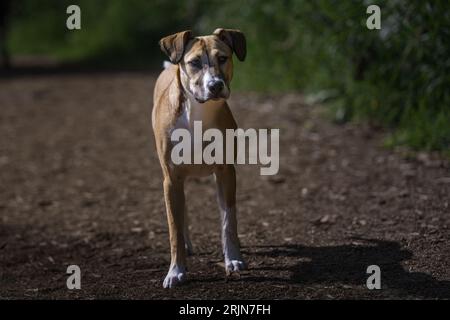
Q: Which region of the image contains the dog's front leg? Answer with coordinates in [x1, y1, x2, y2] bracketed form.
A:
[163, 175, 187, 288]
[215, 165, 247, 275]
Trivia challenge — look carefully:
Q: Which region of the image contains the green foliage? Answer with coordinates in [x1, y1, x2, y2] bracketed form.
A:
[8, 0, 203, 65]
[6, 0, 450, 151]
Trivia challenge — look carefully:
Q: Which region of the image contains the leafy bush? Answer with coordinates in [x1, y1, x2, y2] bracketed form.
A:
[8, 0, 202, 65]
[196, 0, 450, 152]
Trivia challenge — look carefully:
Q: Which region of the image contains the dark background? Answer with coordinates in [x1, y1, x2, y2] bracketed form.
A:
[0, 1, 449, 299]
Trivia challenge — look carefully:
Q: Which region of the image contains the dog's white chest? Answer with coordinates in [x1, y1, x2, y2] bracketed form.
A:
[168, 98, 224, 176]
[172, 98, 221, 134]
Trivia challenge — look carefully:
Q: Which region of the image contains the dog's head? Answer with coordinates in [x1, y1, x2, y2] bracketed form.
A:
[159, 29, 246, 103]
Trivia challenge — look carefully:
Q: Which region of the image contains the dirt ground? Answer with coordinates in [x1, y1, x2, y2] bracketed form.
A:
[0, 70, 449, 299]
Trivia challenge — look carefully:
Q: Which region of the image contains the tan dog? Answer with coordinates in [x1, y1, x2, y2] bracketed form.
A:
[152, 29, 247, 288]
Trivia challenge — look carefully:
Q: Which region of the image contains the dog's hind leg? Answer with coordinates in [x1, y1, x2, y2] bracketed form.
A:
[215, 165, 247, 275]
[184, 207, 194, 256]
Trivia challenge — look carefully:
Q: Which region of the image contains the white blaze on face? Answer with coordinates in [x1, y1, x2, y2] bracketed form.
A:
[202, 69, 214, 95]
[201, 69, 229, 100]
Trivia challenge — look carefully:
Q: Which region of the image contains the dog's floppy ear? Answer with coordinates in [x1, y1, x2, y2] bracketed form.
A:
[159, 30, 193, 64]
[213, 28, 246, 61]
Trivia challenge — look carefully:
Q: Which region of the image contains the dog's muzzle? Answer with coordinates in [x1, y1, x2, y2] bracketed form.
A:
[207, 80, 224, 96]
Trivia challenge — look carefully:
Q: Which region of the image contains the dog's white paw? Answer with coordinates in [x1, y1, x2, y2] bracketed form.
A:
[163, 265, 187, 288]
[225, 259, 247, 275]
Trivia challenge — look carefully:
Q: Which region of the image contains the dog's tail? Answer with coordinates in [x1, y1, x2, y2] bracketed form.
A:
[163, 61, 172, 69]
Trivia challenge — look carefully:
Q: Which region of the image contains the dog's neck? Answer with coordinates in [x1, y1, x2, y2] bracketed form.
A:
[173, 65, 226, 129]
[179, 86, 225, 129]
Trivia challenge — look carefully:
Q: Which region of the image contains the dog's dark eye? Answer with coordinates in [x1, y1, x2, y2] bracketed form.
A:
[218, 56, 228, 64]
[188, 59, 202, 69]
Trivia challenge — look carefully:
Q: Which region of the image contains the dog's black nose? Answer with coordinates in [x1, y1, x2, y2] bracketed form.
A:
[207, 80, 224, 95]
